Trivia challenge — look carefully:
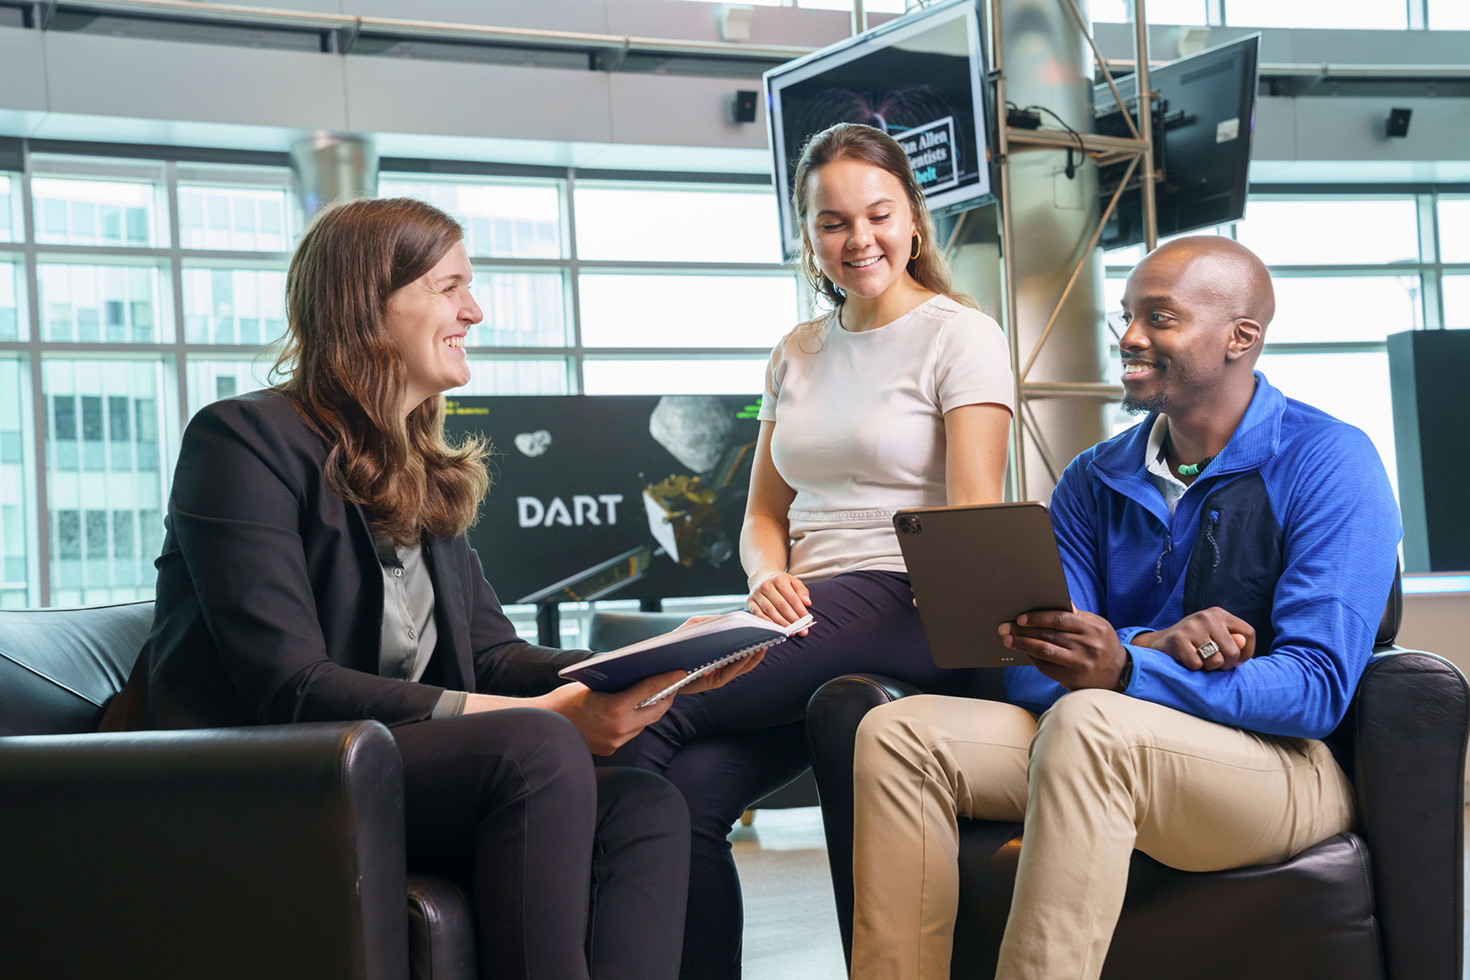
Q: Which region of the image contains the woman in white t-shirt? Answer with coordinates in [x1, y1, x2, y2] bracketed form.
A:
[615, 123, 1015, 979]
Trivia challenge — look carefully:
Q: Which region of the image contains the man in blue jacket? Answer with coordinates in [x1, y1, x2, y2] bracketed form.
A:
[847, 237, 1401, 980]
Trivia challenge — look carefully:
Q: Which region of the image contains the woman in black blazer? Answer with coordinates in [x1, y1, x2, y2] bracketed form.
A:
[117, 197, 757, 980]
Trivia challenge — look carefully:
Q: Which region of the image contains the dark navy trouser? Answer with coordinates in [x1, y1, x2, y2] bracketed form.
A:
[611, 569, 974, 980]
[395, 708, 691, 980]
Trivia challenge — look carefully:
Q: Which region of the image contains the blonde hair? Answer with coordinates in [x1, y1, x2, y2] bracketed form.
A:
[791, 123, 976, 346]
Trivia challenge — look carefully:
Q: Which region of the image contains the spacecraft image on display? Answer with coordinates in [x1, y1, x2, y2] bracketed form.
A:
[443, 394, 760, 606]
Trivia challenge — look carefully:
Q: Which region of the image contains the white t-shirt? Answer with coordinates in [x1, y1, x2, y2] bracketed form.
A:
[758, 294, 1014, 582]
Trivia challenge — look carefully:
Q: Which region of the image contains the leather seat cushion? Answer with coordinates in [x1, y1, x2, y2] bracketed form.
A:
[952, 826, 1384, 980]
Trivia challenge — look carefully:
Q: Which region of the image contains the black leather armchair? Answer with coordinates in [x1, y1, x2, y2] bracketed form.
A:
[806, 574, 1469, 980]
[0, 602, 477, 980]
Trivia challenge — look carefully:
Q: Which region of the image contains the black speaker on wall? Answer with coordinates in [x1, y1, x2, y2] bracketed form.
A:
[1387, 329, 1470, 572]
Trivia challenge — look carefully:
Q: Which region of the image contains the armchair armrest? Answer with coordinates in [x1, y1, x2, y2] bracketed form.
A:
[1350, 649, 1468, 980]
[806, 674, 925, 964]
[0, 721, 408, 980]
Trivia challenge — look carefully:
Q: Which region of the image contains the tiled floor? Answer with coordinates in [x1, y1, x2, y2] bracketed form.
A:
[737, 805, 1470, 980]
[732, 807, 847, 980]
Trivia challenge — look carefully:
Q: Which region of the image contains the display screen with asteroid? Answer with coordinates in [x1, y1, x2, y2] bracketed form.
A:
[443, 394, 762, 605]
[765, 0, 992, 256]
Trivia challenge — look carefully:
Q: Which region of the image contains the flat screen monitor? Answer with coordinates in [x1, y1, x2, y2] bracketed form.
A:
[1094, 34, 1260, 251]
[442, 394, 760, 606]
[764, 0, 994, 259]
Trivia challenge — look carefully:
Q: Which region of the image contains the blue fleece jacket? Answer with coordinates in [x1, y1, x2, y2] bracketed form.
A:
[1005, 372, 1402, 741]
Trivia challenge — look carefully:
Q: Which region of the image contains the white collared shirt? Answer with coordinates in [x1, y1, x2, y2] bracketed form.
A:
[1144, 415, 1192, 517]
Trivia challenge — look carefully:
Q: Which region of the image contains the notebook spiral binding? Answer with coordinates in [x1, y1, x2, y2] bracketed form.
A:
[634, 635, 790, 709]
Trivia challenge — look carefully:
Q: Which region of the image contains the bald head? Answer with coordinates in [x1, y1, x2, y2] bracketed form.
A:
[1136, 236, 1275, 333]
[1117, 236, 1275, 419]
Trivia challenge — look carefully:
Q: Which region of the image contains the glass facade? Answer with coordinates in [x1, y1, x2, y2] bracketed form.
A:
[0, 257, 21, 342]
[378, 176, 563, 260]
[1102, 191, 1470, 499]
[182, 266, 287, 345]
[578, 273, 795, 349]
[574, 184, 783, 264]
[43, 359, 169, 606]
[32, 175, 162, 248]
[2, 153, 797, 604]
[38, 262, 167, 344]
[0, 354, 28, 607]
[3, 144, 1464, 604]
[178, 184, 291, 252]
[0, 173, 19, 243]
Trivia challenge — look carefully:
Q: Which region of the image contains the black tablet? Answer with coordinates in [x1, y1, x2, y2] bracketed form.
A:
[894, 502, 1073, 668]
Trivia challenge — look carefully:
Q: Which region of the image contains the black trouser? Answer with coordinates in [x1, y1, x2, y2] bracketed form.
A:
[612, 570, 972, 979]
[392, 708, 691, 980]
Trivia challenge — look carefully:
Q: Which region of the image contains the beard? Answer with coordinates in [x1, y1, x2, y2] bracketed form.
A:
[1121, 390, 1168, 415]
[1120, 359, 1168, 415]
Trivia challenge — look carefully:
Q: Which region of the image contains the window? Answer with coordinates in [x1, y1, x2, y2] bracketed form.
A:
[459, 357, 572, 396]
[178, 184, 291, 252]
[1428, 0, 1470, 28]
[569, 181, 789, 412]
[43, 359, 170, 605]
[1219, 0, 1406, 29]
[184, 358, 274, 417]
[0, 354, 30, 606]
[37, 262, 166, 343]
[574, 184, 782, 264]
[1442, 277, 1470, 330]
[181, 266, 287, 345]
[31, 175, 163, 248]
[1089, 0, 1208, 24]
[1233, 198, 1420, 267]
[1102, 192, 1464, 502]
[1267, 274, 1421, 343]
[379, 175, 563, 260]
[578, 273, 796, 349]
[0, 258, 21, 341]
[583, 358, 767, 396]
[4, 153, 806, 603]
[469, 271, 568, 348]
[1437, 198, 1470, 264]
[0, 173, 19, 243]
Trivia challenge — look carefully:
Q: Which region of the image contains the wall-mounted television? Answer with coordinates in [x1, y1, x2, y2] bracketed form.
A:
[1094, 34, 1261, 250]
[443, 394, 761, 606]
[764, 0, 994, 259]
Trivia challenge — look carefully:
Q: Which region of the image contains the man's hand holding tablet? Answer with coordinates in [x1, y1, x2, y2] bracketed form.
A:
[997, 608, 1131, 691]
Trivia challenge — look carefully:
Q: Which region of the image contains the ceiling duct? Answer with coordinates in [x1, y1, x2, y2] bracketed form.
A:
[289, 133, 378, 217]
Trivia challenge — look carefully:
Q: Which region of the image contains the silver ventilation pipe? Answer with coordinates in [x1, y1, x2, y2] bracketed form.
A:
[288, 133, 378, 217]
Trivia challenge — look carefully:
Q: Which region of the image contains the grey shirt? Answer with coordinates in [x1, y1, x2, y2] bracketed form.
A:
[375, 533, 467, 718]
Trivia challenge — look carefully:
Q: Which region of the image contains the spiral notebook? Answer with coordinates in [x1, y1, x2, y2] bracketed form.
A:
[558, 610, 814, 708]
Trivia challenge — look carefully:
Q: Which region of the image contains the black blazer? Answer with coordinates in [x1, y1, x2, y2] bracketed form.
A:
[116, 390, 587, 731]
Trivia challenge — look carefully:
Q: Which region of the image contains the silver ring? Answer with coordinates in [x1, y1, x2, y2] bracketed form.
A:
[1197, 640, 1221, 660]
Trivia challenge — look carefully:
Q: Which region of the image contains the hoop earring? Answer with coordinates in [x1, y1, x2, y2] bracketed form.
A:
[805, 251, 825, 288]
[910, 232, 922, 262]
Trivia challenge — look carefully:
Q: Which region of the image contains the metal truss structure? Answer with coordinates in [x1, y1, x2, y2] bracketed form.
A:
[988, 0, 1159, 498]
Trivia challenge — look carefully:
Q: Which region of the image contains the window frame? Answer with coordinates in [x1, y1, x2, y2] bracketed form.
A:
[0, 145, 800, 605]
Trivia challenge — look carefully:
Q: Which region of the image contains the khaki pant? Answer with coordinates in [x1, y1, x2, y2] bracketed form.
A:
[849, 690, 1355, 980]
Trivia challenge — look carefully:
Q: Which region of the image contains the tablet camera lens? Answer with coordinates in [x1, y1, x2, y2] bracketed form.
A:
[898, 515, 923, 534]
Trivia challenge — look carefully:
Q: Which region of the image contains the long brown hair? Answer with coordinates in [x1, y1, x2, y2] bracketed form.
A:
[273, 197, 489, 544]
[792, 123, 975, 341]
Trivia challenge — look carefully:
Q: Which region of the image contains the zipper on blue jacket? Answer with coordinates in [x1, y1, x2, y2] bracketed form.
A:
[1155, 533, 1172, 584]
[1206, 510, 1221, 568]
